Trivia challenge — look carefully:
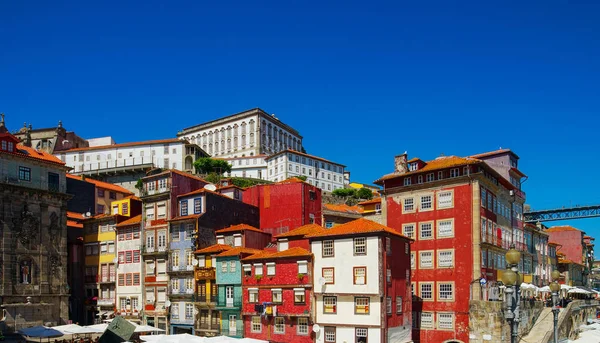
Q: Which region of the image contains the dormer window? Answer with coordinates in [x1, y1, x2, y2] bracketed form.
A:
[408, 163, 418, 171]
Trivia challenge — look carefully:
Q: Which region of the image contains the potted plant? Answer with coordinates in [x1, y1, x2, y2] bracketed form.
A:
[297, 273, 305, 281]
[255, 275, 262, 282]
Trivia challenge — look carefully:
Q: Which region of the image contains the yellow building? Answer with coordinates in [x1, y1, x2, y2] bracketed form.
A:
[110, 196, 142, 216]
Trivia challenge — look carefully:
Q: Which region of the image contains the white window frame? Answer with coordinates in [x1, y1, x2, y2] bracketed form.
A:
[274, 317, 285, 334]
[419, 282, 434, 301]
[402, 223, 415, 239]
[297, 317, 308, 335]
[419, 251, 434, 269]
[248, 288, 258, 303]
[437, 218, 454, 238]
[421, 312, 434, 328]
[438, 282, 455, 301]
[411, 252, 416, 269]
[266, 262, 276, 276]
[251, 316, 262, 333]
[437, 249, 454, 268]
[437, 312, 454, 330]
[396, 296, 403, 313]
[353, 237, 367, 255]
[403, 198, 415, 213]
[437, 190, 453, 209]
[419, 222, 434, 240]
[420, 195, 433, 211]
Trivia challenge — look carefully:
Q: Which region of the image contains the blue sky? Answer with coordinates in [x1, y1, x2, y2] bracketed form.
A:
[1, 1, 599, 244]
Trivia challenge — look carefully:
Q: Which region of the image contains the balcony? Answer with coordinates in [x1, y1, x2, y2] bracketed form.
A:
[142, 245, 168, 256]
[168, 264, 194, 275]
[196, 295, 218, 304]
[195, 268, 215, 280]
[216, 299, 242, 310]
[97, 299, 115, 306]
[481, 234, 505, 249]
[99, 276, 117, 284]
[170, 316, 194, 325]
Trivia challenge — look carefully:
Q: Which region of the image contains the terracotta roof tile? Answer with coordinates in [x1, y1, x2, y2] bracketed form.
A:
[217, 247, 263, 257]
[470, 149, 517, 159]
[178, 187, 232, 200]
[8, 143, 66, 166]
[546, 226, 581, 233]
[168, 214, 201, 222]
[242, 247, 312, 261]
[62, 138, 185, 152]
[117, 215, 142, 227]
[276, 177, 308, 185]
[324, 203, 363, 214]
[67, 220, 83, 229]
[306, 217, 410, 240]
[67, 174, 134, 195]
[274, 224, 325, 239]
[195, 244, 232, 255]
[67, 211, 85, 220]
[215, 224, 262, 234]
[376, 156, 482, 183]
[358, 198, 382, 206]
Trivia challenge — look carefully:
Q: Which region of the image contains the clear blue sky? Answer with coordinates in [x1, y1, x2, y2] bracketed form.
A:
[2, 1, 599, 246]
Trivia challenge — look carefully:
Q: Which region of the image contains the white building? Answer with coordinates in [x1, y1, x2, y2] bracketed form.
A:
[265, 149, 345, 192]
[222, 155, 268, 180]
[177, 108, 303, 158]
[115, 215, 143, 323]
[307, 218, 413, 343]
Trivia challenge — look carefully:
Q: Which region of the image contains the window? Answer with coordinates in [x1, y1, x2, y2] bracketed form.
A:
[133, 273, 140, 285]
[386, 296, 392, 314]
[450, 168, 459, 178]
[294, 289, 305, 304]
[426, 173, 434, 182]
[437, 219, 454, 238]
[171, 303, 179, 319]
[387, 268, 391, 283]
[438, 250, 454, 268]
[230, 261, 236, 273]
[322, 268, 334, 284]
[438, 282, 454, 301]
[251, 316, 261, 333]
[297, 318, 308, 335]
[272, 289, 282, 303]
[18, 166, 31, 181]
[419, 251, 433, 268]
[354, 297, 369, 314]
[297, 261, 308, 274]
[274, 317, 285, 334]
[356, 328, 368, 343]
[249, 288, 258, 303]
[438, 313, 454, 330]
[411, 252, 416, 269]
[419, 222, 433, 239]
[254, 264, 263, 276]
[194, 198, 202, 213]
[180, 201, 188, 216]
[353, 237, 366, 255]
[404, 177, 411, 186]
[324, 327, 336, 342]
[396, 296, 403, 313]
[185, 303, 194, 319]
[403, 224, 415, 239]
[322, 240, 334, 257]
[118, 274, 125, 286]
[420, 283, 433, 301]
[421, 312, 434, 328]
[403, 198, 414, 212]
[481, 188, 486, 207]
[323, 296, 336, 314]
[420, 195, 432, 210]
[437, 191, 453, 208]
[417, 175, 423, 184]
[353, 267, 366, 285]
[266, 263, 275, 276]
[221, 261, 228, 273]
[438, 171, 444, 180]
[133, 250, 140, 263]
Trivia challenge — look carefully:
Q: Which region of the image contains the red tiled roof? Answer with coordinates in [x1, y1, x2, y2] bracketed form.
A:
[62, 138, 185, 152]
[67, 174, 133, 195]
[168, 214, 201, 222]
[274, 224, 324, 239]
[67, 211, 85, 220]
[324, 203, 363, 214]
[242, 247, 312, 261]
[306, 217, 410, 240]
[215, 224, 262, 234]
[67, 220, 83, 229]
[266, 149, 346, 167]
[169, 169, 208, 183]
[470, 149, 518, 159]
[375, 156, 482, 183]
[7, 143, 67, 166]
[177, 187, 233, 201]
[276, 177, 308, 185]
[218, 185, 245, 191]
[358, 198, 382, 206]
[546, 226, 581, 233]
[195, 244, 232, 255]
[217, 247, 263, 257]
[116, 215, 142, 227]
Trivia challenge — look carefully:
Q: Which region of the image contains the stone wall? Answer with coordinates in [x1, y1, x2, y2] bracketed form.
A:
[547, 300, 599, 343]
[469, 300, 543, 342]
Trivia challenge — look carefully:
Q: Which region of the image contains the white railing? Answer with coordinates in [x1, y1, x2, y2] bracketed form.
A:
[70, 157, 156, 173]
[98, 299, 115, 306]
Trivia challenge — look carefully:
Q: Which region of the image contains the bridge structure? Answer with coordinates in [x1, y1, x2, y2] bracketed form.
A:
[524, 205, 600, 223]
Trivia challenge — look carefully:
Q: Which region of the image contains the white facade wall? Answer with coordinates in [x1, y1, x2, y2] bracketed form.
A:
[57, 141, 191, 174]
[116, 227, 142, 312]
[312, 236, 381, 294]
[179, 112, 302, 159]
[177, 195, 205, 217]
[266, 151, 345, 191]
[226, 155, 268, 179]
[314, 295, 382, 326]
[314, 327, 382, 343]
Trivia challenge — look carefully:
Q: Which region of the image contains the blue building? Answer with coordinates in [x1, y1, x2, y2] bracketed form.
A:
[215, 247, 261, 338]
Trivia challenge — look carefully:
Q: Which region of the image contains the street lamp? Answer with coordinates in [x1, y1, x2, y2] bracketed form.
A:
[503, 244, 522, 343]
[549, 270, 561, 343]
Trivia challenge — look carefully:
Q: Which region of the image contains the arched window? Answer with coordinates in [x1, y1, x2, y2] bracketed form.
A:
[250, 133, 255, 144]
[241, 122, 247, 134]
[234, 124, 238, 136]
[208, 132, 213, 143]
[227, 126, 232, 139]
[202, 133, 207, 145]
[215, 142, 219, 153]
[234, 137, 238, 148]
[241, 135, 246, 147]
[227, 139, 232, 150]
[249, 120, 255, 133]
[20, 258, 33, 284]
[208, 143, 213, 154]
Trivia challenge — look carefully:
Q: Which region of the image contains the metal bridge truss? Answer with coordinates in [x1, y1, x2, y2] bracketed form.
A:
[524, 205, 600, 223]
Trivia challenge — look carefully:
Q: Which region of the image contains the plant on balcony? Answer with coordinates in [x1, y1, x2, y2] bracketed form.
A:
[297, 273, 305, 281]
[255, 275, 262, 281]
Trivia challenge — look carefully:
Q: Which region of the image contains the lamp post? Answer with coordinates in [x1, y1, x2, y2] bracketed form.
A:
[502, 244, 522, 343]
[549, 270, 561, 343]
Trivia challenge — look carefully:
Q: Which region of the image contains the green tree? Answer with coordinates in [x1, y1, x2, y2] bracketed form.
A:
[332, 188, 356, 197]
[356, 187, 374, 200]
[295, 176, 308, 181]
[193, 158, 232, 175]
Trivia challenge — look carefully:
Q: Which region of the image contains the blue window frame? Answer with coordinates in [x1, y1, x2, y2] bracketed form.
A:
[181, 201, 188, 216]
[194, 198, 202, 214]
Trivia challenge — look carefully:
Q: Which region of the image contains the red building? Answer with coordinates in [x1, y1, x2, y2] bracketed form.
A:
[546, 225, 590, 286]
[243, 177, 322, 236]
[376, 152, 526, 343]
[241, 244, 315, 343]
[215, 224, 272, 250]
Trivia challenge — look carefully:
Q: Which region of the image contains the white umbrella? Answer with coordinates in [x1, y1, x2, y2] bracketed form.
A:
[568, 288, 591, 294]
[84, 323, 108, 333]
[561, 284, 573, 290]
[140, 334, 205, 343]
[239, 338, 269, 343]
[134, 325, 165, 333]
[205, 336, 239, 342]
[538, 286, 551, 292]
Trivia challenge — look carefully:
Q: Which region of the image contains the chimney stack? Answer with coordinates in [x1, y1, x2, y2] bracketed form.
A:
[394, 152, 408, 174]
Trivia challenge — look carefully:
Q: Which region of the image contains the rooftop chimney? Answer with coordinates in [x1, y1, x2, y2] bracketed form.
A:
[394, 152, 408, 174]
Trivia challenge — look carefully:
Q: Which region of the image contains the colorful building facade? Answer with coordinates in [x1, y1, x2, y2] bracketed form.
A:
[115, 214, 143, 323]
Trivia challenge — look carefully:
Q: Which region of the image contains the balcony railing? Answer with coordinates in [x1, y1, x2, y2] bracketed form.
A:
[70, 157, 156, 174]
[97, 299, 115, 306]
[100, 276, 117, 283]
[142, 245, 167, 255]
[216, 300, 242, 309]
[195, 268, 215, 280]
[481, 234, 504, 248]
[196, 295, 218, 304]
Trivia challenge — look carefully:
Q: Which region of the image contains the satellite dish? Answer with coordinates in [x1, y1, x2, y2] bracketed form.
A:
[85, 212, 91, 218]
[192, 259, 199, 266]
[312, 324, 320, 333]
[113, 257, 118, 263]
[318, 277, 326, 286]
[204, 184, 217, 192]
[165, 300, 171, 307]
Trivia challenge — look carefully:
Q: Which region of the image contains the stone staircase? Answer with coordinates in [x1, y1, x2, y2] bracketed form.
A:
[520, 307, 554, 343]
